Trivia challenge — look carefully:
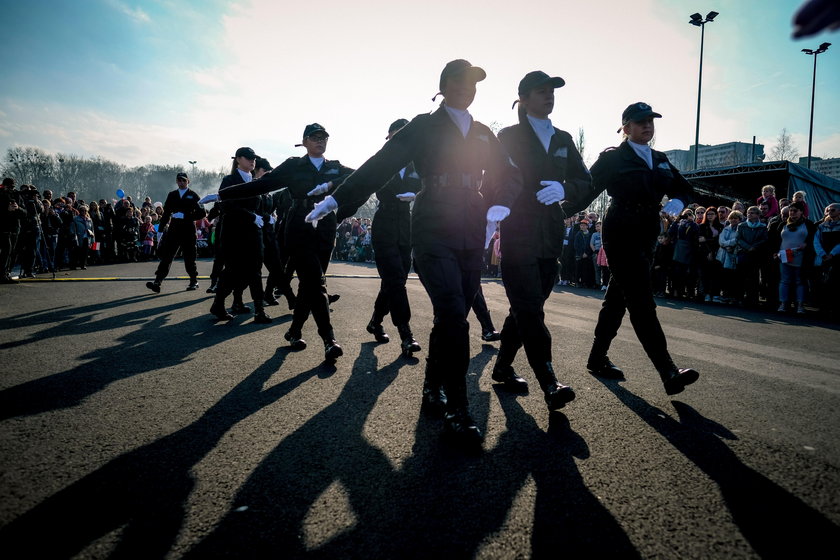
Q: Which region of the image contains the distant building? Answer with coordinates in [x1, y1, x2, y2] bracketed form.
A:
[798, 157, 840, 180]
[664, 141, 766, 171]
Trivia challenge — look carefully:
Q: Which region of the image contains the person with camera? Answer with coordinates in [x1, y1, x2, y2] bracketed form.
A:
[1, 178, 26, 282]
[17, 185, 44, 278]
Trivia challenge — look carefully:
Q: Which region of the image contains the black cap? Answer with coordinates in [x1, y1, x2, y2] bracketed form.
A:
[439, 59, 486, 92]
[302, 123, 329, 139]
[233, 147, 259, 159]
[176, 172, 189, 180]
[386, 118, 409, 139]
[255, 157, 273, 172]
[618, 102, 662, 132]
[517, 71, 565, 96]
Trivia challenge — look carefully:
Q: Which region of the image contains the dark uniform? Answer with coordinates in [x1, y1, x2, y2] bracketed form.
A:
[217, 154, 354, 353]
[493, 104, 591, 407]
[0, 182, 25, 282]
[330, 99, 522, 439]
[148, 175, 206, 290]
[579, 106, 700, 395]
[268, 188, 297, 309]
[367, 156, 422, 354]
[210, 170, 270, 321]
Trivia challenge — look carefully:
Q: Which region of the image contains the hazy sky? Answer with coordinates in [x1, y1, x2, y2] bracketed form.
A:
[1, 0, 838, 176]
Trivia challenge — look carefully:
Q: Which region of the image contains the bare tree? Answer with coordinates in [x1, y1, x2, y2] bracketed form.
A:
[770, 128, 800, 162]
[575, 127, 586, 164]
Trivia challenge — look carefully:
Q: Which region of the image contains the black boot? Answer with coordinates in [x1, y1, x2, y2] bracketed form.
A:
[210, 300, 234, 321]
[397, 324, 421, 357]
[587, 337, 624, 379]
[231, 300, 251, 315]
[253, 302, 272, 324]
[366, 319, 389, 343]
[491, 364, 529, 393]
[535, 363, 575, 411]
[658, 362, 700, 395]
[443, 407, 483, 445]
[421, 358, 447, 416]
[324, 339, 343, 360]
[284, 330, 307, 350]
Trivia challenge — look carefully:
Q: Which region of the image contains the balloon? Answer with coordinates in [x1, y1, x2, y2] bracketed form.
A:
[116, 189, 125, 198]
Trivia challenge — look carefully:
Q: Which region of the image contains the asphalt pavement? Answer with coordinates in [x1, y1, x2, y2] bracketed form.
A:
[1, 258, 839, 559]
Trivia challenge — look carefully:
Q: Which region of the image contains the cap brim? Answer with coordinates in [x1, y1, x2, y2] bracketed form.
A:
[456, 66, 486, 83]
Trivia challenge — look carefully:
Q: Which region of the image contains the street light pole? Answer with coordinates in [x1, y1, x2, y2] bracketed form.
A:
[689, 11, 718, 171]
[188, 160, 197, 176]
[802, 43, 831, 169]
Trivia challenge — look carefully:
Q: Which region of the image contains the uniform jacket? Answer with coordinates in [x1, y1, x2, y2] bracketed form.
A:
[218, 156, 354, 253]
[497, 120, 591, 263]
[331, 104, 522, 251]
[584, 141, 694, 246]
[160, 188, 206, 236]
[371, 162, 420, 253]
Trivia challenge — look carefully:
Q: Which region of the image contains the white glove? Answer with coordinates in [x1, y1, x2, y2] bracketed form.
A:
[199, 193, 219, 204]
[307, 182, 331, 196]
[171, 212, 185, 219]
[486, 205, 510, 223]
[536, 181, 566, 205]
[254, 215, 264, 228]
[662, 198, 685, 217]
[396, 192, 416, 202]
[305, 195, 338, 223]
[269, 214, 277, 225]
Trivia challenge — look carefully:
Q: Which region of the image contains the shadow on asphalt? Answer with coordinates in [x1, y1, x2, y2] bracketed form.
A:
[0, 297, 257, 421]
[0, 346, 319, 558]
[181, 343, 639, 558]
[597, 378, 840, 558]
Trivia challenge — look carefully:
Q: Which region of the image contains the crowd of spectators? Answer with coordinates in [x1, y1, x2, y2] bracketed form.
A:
[3, 177, 837, 320]
[0, 178, 215, 281]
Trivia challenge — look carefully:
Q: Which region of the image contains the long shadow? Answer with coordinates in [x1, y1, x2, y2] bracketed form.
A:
[0, 306, 252, 421]
[600, 380, 840, 558]
[0, 347, 326, 559]
[184, 342, 403, 558]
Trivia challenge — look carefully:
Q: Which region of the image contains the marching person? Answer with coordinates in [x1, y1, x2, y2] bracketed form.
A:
[146, 172, 206, 293]
[490, 70, 591, 410]
[208, 125, 354, 361]
[582, 102, 700, 396]
[205, 147, 272, 324]
[306, 59, 522, 444]
[365, 118, 422, 357]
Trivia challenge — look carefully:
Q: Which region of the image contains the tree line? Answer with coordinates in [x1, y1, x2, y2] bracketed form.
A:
[0, 146, 226, 204]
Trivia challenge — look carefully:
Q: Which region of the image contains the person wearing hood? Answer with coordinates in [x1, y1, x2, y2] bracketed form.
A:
[490, 70, 591, 410]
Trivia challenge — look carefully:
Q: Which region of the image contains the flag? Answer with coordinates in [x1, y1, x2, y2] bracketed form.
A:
[779, 248, 796, 263]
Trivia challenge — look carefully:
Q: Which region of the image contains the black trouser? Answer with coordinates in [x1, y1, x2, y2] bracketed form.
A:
[154, 227, 198, 283]
[594, 238, 672, 371]
[0, 232, 18, 277]
[371, 243, 412, 328]
[470, 285, 496, 333]
[498, 257, 558, 372]
[287, 242, 334, 342]
[414, 244, 482, 411]
[72, 238, 90, 268]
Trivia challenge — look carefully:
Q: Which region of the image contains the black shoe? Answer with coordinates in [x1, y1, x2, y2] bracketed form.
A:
[284, 331, 307, 350]
[366, 321, 390, 343]
[659, 366, 700, 396]
[328, 293, 340, 304]
[421, 382, 447, 415]
[401, 337, 422, 357]
[443, 409, 484, 445]
[481, 330, 501, 342]
[264, 295, 280, 306]
[206, 283, 217, 294]
[324, 340, 343, 360]
[230, 302, 251, 315]
[210, 303, 234, 321]
[146, 281, 161, 293]
[254, 311, 273, 324]
[587, 356, 625, 379]
[543, 382, 576, 410]
[491, 364, 529, 393]
[186, 281, 199, 291]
